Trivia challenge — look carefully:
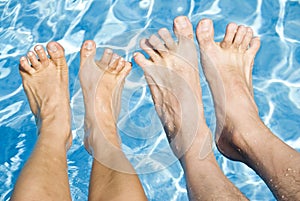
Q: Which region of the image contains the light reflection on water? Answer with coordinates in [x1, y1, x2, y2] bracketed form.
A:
[1, 0, 300, 200]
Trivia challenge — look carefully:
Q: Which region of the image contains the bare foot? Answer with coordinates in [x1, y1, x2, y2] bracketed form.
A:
[134, 16, 248, 200]
[134, 16, 207, 158]
[19, 42, 72, 148]
[196, 19, 261, 161]
[13, 42, 72, 201]
[196, 19, 300, 201]
[79, 40, 133, 170]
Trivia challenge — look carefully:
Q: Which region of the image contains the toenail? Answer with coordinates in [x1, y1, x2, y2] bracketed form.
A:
[200, 20, 210, 32]
[159, 28, 168, 34]
[48, 43, 58, 52]
[176, 17, 187, 28]
[113, 53, 119, 59]
[105, 48, 113, 54]
[85, 41, 93, 50]
[35, 45, 42, 51]
[240, 27, 246, 33]
[229, 23, 238, 31]
[27, 52, 34, 57]
[119, 60, 125, 65]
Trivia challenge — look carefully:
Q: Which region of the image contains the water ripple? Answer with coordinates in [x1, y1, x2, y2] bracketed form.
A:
[1, 0, 299, 200]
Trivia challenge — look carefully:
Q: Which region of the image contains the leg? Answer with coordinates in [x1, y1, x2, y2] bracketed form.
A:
[196, 18, 300, 200]
[79, 40, 147, 201]
[134, 16, 247, 200]
[11, 42, 72, 201]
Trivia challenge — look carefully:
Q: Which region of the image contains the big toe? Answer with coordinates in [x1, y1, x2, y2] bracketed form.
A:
[133, 52, 153, 70]
[46, 41, 67, 69]
[196, 18, 215, 49]
[173, 16, 194, 41]
[80, 40, 96, 66]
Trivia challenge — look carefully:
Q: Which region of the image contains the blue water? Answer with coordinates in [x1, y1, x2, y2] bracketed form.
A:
[1, 0, 300, 200]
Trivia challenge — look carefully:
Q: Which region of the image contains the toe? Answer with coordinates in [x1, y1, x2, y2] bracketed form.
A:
[220, 23, 238, 48]
[247, 37, 261, 58]
[233, 25, 247, 48]
[148, 34, 169, 57]
[27, 51, 41, 70]
[108, 54, 121, 71]
[113, 58, 132, 77]
[240, 27, 253, 51]
[140, 38, 161, 62]
[19, 56, 35, 74]
[173, 16, 194, 41]
[115, 58, 125, 72]
[134, 52, 153, 70]
[158, 28, 176, 50]
[98, 48, 113, 68]
[115, 57, 132, 74]
[46, 41, 67, 70]
[196, 18, 215, 50]
[34, 45, 49, 66]
[109, 53, 121, 69]
[80, 40, 96, 66]
[123, 61, 132, 75]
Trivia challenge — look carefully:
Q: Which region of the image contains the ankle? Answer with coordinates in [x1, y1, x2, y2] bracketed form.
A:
[182, 125, 214, 162]
[38, 115, 72, 147]
[85, 122, 121, 149]
[38, 131, 72, 152]
[227, 119, 272, 160]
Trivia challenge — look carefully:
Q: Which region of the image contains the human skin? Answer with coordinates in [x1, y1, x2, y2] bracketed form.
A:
[12, 40, 148, 201]
[11, 42, 72, 201]
[79, 40, 147, 201]
[134, 16, 247, 200]
[196, 18, 300, 200]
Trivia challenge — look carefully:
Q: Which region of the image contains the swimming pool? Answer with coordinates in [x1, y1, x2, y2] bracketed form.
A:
[1, 0, 300, 200]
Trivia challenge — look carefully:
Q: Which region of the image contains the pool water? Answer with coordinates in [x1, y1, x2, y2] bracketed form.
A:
[1, 0, 300, 200]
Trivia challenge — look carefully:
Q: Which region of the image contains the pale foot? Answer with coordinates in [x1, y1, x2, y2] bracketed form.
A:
[196, 19, 261, 161]
[19, 42, 72, 148]
[79, 40, 132, 168]
[80, 41, 147, 201]
[196, 19, 300, 201]
[134, 16, 207, 157]
[135, 16, 248, 200]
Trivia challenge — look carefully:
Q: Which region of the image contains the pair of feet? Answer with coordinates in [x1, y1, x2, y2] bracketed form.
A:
[19, 15, 260, 190]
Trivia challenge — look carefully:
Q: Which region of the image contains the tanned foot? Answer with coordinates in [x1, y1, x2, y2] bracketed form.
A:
[196, 19, 261, 161]
[19, 42, 72, 148]
[134, 16, 208, 158]
[79, 40, 132, 169]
